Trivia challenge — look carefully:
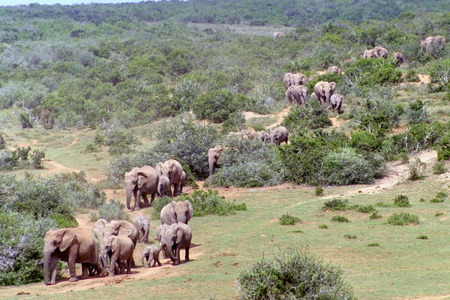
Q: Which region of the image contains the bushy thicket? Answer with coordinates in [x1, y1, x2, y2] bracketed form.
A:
[238, 248, 355, 299]
[95, 199, 129, 222]
[207, 136, 285, 187]
[282, 100, 332, 133]
[0, 148, 45, 171]
[0, 172, 105, 285]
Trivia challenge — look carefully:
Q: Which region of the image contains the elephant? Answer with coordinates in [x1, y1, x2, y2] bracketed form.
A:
[391, 52, 404, 67]
[314, 81, 337, 109]
[286, 85, 308, 106]
[160, 200, 194, 225]
[44, 228, 106, 285]
[124, 165, 159, 210]
[142, 244, 162, 267]
[364, 46, 388, 59]
[256, 130, 270, 142]
[178, 171, 186, 195]
[101, 220, 138, 268]
[208, 145, 224, 177]
[310, 92, 318, 101]
[327, 65, 343, 75]
[421, 35, 446, 55]
[160, 159, 183, 197]
[159, 222, 192, 266]
[100, 235, 135, 276]
[283, 72, 308, 89]
[329, 94, 344, 114]
[270, 126, 289, 146]
[133, 216, 150, 243]
[157, 174, 172, 197]
[273, 32, 284, 38]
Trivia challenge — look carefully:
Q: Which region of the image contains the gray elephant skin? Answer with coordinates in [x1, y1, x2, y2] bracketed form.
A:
[160, 200, 194, 225]
[142, 244, 162, 267]
[391, 52, 404, 67]
[283, 72, 308, 89]
[124, 165, 159, 210]
[208, 145, 224, 177]
[330, 94, 344, 114]
[314, 81, 336, 109]
[364, 46, 388, 59]
[100, 235, 135, 276]
[159, 222, 192, 265]
[286, 85, 308, 106]
[133, 216, 150, 243]
[270, 126, 289, 146]
[44, 228, 106, 285]
[158, 159, 183, 197]
[157, 174, 172, 197]
[327, 65, 342, 75]
[421, 35, 445, 54]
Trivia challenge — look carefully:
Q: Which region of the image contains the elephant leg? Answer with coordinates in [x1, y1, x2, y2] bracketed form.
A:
[135, 191, 141, 210]
[126, 257, 132, 274]
[185, 245, 190, 262]
[142, 194, 150, 207]
[80, 263, 89, 279]
[67, 258, 78, 282]
[118, 261, 126, 274]
[109, 253, 118, 276]
[150, 192, 156, 206]
[50, 256, 59, 285]
[172, 184, 178, 197]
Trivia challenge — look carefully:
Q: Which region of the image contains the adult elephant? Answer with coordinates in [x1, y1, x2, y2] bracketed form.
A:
[314, 81, 336, 109]
[391, 52, 404, 67]
[124, 165, 159, 210]
[270, 126, 289, 146]
[373, 46, 388, 59]
[421, 35, 446, 55]
[286, 85, 308, 105]
[103, 219, 138, 267]
[44, 228, 106, 285]
[283, 72, 308, 89]
[100, 235, 135, 276]
[159, 222, 192, 266]
[327, 65, 342, 75]
[256, 130, 270, 142]
[133, 216, 150, 243]
[160, 159, 183, 197]
[208, 145, 224, 177]
[329, 94, 344, 114]
[160, 200, 194, 225]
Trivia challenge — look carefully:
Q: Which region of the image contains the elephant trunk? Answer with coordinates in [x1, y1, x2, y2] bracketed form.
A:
[43, 251, 52, 285]
[142, 255, 147, 267]
[125, 187, 133, 210]
[143, 227, 149, 243]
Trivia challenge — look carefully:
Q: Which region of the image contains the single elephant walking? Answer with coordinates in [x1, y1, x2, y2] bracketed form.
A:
[160, 200, 194, 225]
[270, 126, 289, 146]
[314, 81, 337, 110]
[133, 216, 150, 243]
[142, 244, 162, 267]
[329, 94, 344, 114]
[124, 165, 159, 210]
[159, 222, 192, 266]
[286, 85, 308, 106]
[208, 145, 224, 177]
[100, 235, 135, 276]
[391, 52, 404, 67]
[44, 228, 106, 285]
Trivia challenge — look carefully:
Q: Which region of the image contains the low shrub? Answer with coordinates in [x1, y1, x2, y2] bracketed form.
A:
[281, 100, 332, 133]
[369, 212, 382, 219]
[331, 216, 349, 222]
[405, 69, 420, 82]
[279, 213, 301, 225]
[322, 199, 351, 211]
[375, 202, 391, 207]
[237, 248, 355, 299]
[430, 191, 447, 203]
[432, 162, 447, 174]
[367, 243, 380, 247]
[387, 213, 419, 226]
[417, 235, 428, 240]
[315, 186, 324, 196]
[0, 133, 5, 149]
[408, 158, 427, 181]
[393, 195, 411, 207]
[435, 212, 444, 217]
[344, 234, 357, 239]
[354, 205, 376, 213]
[0, 212, 57, 285]
[319, 224, 329, 229]
[97, 199, 129, 222]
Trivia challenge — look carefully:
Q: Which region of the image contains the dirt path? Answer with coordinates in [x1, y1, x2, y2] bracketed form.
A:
[243, 106, 291, 129]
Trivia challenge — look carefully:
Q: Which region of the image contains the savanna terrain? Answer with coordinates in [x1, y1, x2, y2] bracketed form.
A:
[0, 1, 450, 299]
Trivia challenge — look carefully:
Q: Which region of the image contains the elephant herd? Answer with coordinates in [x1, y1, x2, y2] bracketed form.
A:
[283, 72, 344, 115]
[124, 159, 186, 211]
[43, 199, 194, 285]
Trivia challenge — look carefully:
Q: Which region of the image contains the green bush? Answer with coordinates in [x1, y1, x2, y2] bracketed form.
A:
[344, 234, 357, 239]
[279, 213, 301, 225]
[0, 133, 5, 149]
[430, 191, 447, 203]
[151, 196, 173, 217]
[97, 199, 129, 221]
[393, 195, 411, 207]
[417, 235, 428, 240]
[237, 248, 355, 299]
[432, 162, 447, 174]
[30, 150, 45, 169]
[354, 205, 376, 213]
[331, 216, 349, 222]
[408, 158, 426, 181]
[367, 243, 380, 247]
[344, 58, 402, 86]
[369, 211, 382, 219]
[282, 100, 332, 133]
[193, 90, 245, 123]
[315, 186, 324, 196]
[183, 189, 246, 217]
[349, 130, 381, 153]
[405, 69, 420, 82]
[207, 137, 285, 187]
[322, 199, 351, 211]
[387, 213, 419, 226]
[406, 100, 429, 125]
[437, 131, 450, 161]
[322, 148, 375, 185]
[319, 224, 329, 229]
[0, 212, 57, 285]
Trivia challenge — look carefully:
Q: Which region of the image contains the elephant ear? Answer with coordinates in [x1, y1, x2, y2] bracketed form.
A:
[111, 237, 119, 252]
[118, 222, 134, 238]
[60, 232, 77, 252]
[330, 82, 336, 91]
[137, 174, 146, 189]
[186, 200, 194, 222]
[175, 226, 184, 244]
[169, 201, 178, 221]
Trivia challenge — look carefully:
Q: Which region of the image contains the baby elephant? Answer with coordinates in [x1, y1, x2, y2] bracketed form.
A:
[100, 235, 135, 276]
[142, 244, 162, 267]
